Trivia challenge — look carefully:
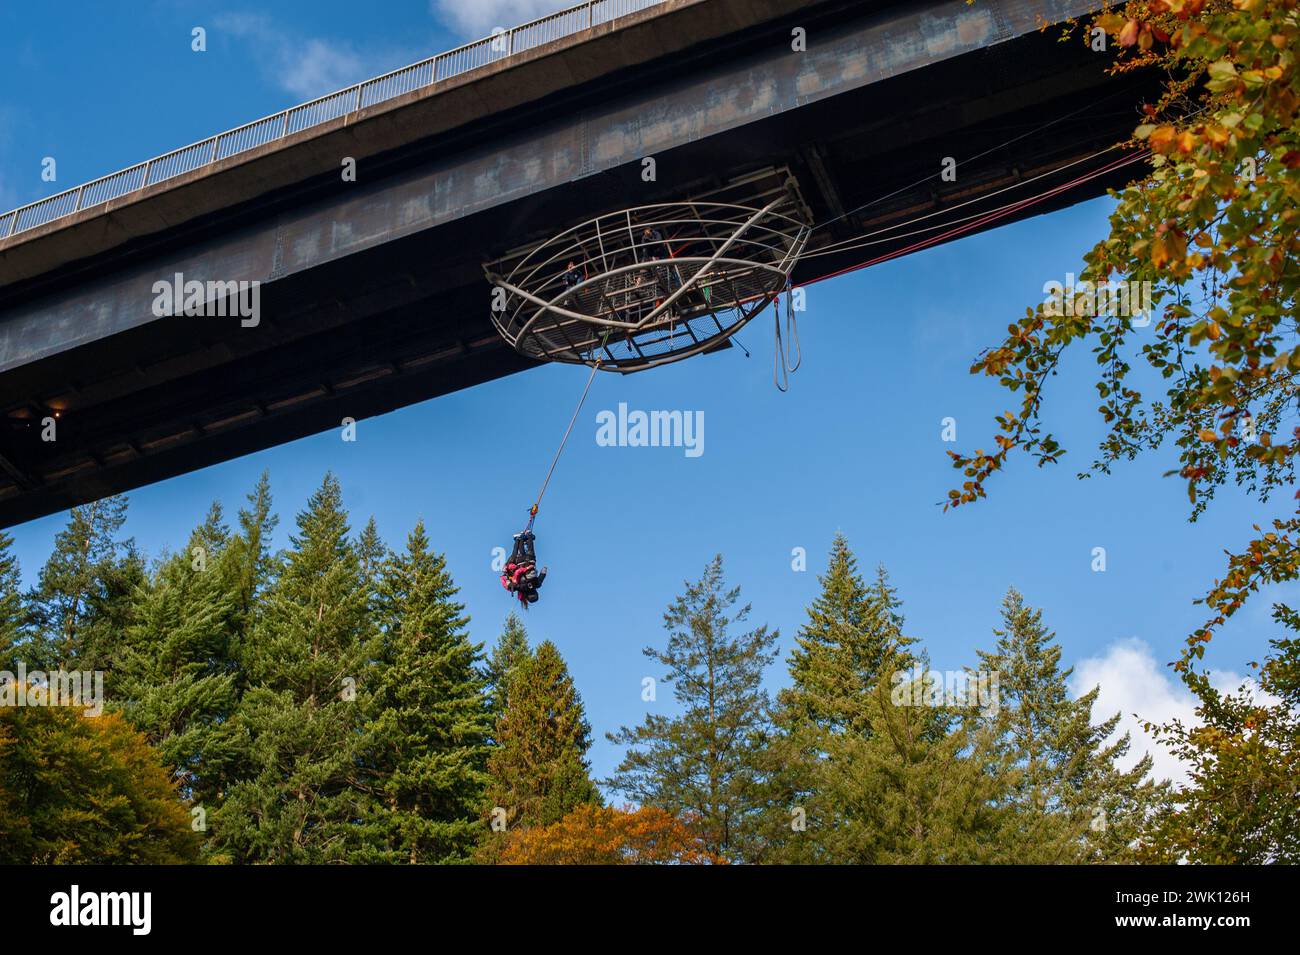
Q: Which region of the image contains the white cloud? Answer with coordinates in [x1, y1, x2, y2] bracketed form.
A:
[1069, 638, 1268, 785]
[214, 12, 389, 101]
[429, 0, 576, 37]
[277, 39, 367, 100]
[212, 11, 272, 37]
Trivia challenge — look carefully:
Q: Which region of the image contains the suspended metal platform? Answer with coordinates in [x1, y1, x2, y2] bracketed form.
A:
[485, 169, 812, 373]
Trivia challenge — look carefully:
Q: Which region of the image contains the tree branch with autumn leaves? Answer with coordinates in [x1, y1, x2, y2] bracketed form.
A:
[948, 0, 1300, 673]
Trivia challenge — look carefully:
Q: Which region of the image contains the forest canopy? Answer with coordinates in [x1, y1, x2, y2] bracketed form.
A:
[4, 474, 1281, 864]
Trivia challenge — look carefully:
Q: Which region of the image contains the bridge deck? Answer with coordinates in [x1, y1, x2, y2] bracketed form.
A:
[0, 0, 1146, 527]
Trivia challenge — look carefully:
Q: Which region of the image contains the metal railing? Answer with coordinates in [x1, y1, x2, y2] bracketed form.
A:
[0, 0, 665, 241]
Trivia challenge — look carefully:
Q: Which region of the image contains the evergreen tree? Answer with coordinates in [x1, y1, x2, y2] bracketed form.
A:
[112, 512, 242, 817]
[975, 588, 1161, 862]
[0, 530, 24, 672]
[784, 535, 913, 735]
[760, 540, 918, 862]
[214, 473, 379, 863]
[190, 476, 279, 824]
[810, 652, 1015, 863]
[27, 495, 142, 669]
[606, 555, 778, 862]
[357, 517, 385, 594]
[484, 612, 531, 725]
[366, 521, 492, 863]
[225, 472, 278, 658]
[194, 500, 231, 560]
[485, 639, 599, 835]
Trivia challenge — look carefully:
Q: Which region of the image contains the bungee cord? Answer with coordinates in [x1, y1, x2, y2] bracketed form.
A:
[527, 332, 609, 528]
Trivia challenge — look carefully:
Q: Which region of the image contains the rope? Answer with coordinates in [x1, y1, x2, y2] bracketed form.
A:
[528, 333, 609, 525]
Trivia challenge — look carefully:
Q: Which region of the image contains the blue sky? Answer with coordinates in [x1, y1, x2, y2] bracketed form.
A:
[3, 0, 1291, 785]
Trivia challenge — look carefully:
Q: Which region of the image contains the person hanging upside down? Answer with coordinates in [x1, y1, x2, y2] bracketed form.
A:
[500, 528, 547, 606]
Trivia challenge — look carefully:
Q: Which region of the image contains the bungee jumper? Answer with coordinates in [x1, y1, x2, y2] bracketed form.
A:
[501, 506, 547, 606]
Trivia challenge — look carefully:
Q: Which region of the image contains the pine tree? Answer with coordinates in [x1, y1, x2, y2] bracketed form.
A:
[606, 555, 778, 862]
[357, 517, 385, 593]
[784, 535, 913, 735]
[366, 521, 492, 863]
[225, 472, 278, 657]
[194, 500, 231, 560]
[485, 639, 599, 835]
[27, 495, 141, 669]
[975, 588, 1161, 862]
[214, 473, 379, 863]
[191, 476, 278, 821]
[111, 511, 242, 817]
[760, 540, 918, 862]
[0, 531, 25, 672]
[484, 612, 531, 726]
[812, 651, 1015, 863]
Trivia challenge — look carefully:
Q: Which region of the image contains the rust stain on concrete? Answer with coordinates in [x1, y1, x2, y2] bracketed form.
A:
[957, 12, 995, 46]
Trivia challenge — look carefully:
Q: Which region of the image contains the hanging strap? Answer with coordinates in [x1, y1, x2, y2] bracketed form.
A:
[784, 279, 801, 373]
[773, 291, 789, 393]
[773, 279, 801, 392]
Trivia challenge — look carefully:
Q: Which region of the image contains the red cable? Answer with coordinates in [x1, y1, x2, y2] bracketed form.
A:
[801, 150, 1149, 287]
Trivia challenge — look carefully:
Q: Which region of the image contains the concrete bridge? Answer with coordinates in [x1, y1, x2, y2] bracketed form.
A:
[0, 0, 1151, 526]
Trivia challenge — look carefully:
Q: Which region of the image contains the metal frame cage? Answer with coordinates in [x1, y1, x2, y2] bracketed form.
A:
[484, 170, 812, 373]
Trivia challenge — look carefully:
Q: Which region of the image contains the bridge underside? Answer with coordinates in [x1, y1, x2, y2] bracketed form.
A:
[0, 0, 1156, 527]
